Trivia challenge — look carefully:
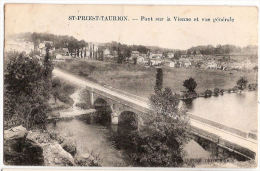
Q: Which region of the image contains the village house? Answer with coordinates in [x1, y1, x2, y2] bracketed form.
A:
[149, 52, 163, 59]
[103, 48, 111, 57]
[206, 61, 218, 69]
[38, 41, 55, 56]
[150, 58, 163, 66]
[54, 53, 72, 61]
[62, 48, 70, 56]
[179, 58, 191, 68]
[166, 61, 176, 68]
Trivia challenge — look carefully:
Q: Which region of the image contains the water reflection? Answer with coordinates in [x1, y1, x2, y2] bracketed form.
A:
[47, 119, 127, 166]
[183, 91, 258, 133]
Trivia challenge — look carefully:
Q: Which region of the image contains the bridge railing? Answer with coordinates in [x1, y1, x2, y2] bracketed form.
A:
[187, 112, 256, 140]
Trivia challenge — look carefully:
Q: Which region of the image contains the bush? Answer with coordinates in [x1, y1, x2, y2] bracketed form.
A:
[4, 53, 51, 129]
[213, 88, 220, 96]
[204, 89, 212, 97]
[183, 77, 197, 93]
[248, 83, 257, 91]
[237, 77, 248, 91]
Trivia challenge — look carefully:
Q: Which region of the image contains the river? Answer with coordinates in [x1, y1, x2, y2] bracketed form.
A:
[185, 91, 258, 134]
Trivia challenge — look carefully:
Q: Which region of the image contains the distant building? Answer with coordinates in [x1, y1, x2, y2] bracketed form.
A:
[150, 53, 163, 59]
[179, 58, 191, 68]
[169, 61, 176, 67]
[207, 61, 218, 69]
[103, 48, 111, 56]
[38, 41, 55, 56]
[150, 58, 163, 66]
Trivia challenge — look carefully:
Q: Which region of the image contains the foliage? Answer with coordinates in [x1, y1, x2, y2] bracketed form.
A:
[4, 52, 52, 129]
[174, 50, 182, 60]
[213, 88, 220, 96]
[141, 88, 190, 166]
[248, 83, 257, 91]
[154, 68, 163, 93]
[186, 44, 257, 56]
[31, 32, 88, 58]
[43, 44, 54, 99]
[237, 77, 248, 91]
[114, 88, 190, 167]
[204, 89, 212, 97]
[51, 78, 75, 106]
[183, 77, 197, 92]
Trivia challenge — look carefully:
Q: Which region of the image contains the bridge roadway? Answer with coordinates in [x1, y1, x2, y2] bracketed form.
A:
[53, 68, 257, 159]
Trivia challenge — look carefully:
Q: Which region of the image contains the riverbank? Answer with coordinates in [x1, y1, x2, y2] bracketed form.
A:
[4, 125, 101, 166]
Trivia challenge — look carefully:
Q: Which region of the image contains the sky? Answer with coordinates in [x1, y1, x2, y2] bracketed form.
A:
[4, 4, 258, 50]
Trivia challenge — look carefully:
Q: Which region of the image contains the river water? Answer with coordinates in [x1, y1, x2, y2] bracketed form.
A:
[48, 90, 257, 166]
[185, 91, 258, 134]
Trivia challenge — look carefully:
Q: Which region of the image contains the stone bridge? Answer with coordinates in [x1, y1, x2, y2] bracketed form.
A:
[53, 68, 257, 160]
[85, 86, 152, 129]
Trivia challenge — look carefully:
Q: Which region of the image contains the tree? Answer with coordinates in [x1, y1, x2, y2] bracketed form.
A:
[52, 78, 61, 103]
[213, 88, 220, 96]
[174, 50, 182, 60]
[128, 88, 190, 167]
[237, 77, 248, 91]
[183, 78, 197, 92]
[133, 57, 137, 65]
[4, 53, 51, 129]
[204, 89, 212, 97]
[43, 43, 54, 99]
[154, 68, 163, 93]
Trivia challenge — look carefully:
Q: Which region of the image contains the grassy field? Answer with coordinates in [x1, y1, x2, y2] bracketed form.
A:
[56, 59, 257, 98]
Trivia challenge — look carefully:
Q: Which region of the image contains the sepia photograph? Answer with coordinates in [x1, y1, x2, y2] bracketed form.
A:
[2, 2, 259, 168]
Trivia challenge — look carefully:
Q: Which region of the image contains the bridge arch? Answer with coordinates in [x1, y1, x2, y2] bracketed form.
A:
[118, 111, 138, 130]
[93, 98, 112, 124]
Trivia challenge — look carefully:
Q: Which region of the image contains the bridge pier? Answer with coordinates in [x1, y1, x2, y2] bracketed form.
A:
[111, 104, 119, 125]
[90, 89, 94, 106]
[111, 114, 119, 125]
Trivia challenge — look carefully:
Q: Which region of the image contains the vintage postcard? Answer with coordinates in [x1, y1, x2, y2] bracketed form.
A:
[2, 2, 259, 169]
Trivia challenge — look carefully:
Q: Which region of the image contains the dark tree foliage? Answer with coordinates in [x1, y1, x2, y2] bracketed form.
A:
[154, 68, 163, 93]
[30, 32, 88, 58]
[133, 57, 137, 65]
[183, 78, 197, 92]
[174, 50, 182, 60]
[52, 78, 61, 103]
[237, 77, 248, 91]
[204, 89, 213, 97]
[43, 44, 54, 99]
[213, 88, 220, 96]
[117, 46, 124, 64]
[117, 88, 190, 167]
[4, 52, 52, 129]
